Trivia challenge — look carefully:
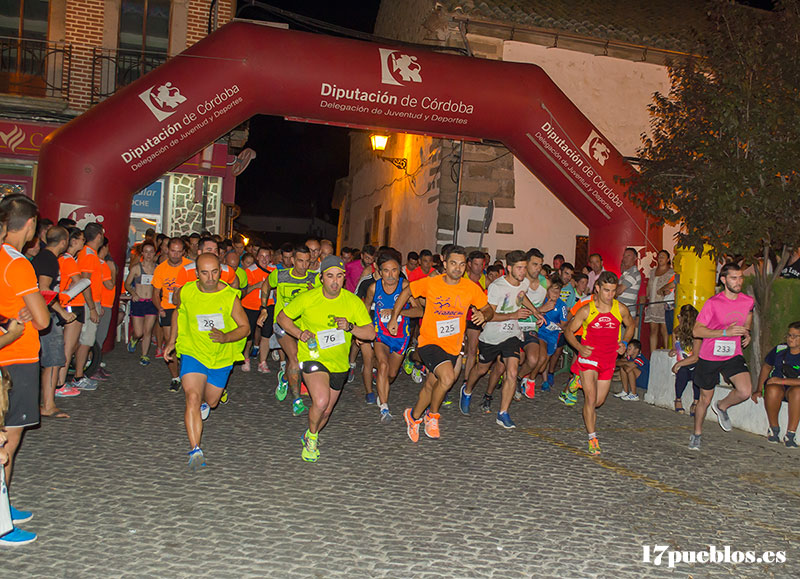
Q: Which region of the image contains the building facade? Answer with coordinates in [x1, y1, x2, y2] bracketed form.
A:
[0, 0, 242, 246]
[334, 0, 703, 268]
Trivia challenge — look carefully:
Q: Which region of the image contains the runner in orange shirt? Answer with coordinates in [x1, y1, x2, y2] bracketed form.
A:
[57, 228, 87, 392]
[387, 245, 493, 443]
[0, 194, 49, 545]
[94, 239, 117, 377]
[175, 236, 239, 289]
[241, 247, 274, 373]
[72, 222, 106, 390]
[152, 237, 191, 391]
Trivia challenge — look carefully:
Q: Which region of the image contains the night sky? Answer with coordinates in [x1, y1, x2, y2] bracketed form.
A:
[234, 1, 382, 224]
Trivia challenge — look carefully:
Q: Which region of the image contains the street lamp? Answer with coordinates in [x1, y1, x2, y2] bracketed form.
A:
[369, 133, 408, 172]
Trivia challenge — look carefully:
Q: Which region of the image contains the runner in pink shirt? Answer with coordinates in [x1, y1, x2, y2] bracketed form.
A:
[688, 263, 755, 450]
[345, 245, 376, 293]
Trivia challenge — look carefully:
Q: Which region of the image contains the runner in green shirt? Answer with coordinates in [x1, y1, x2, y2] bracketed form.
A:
[165, 254, 249, 470]
[257, 245, 318, 415]
[278, 255, 374, 462]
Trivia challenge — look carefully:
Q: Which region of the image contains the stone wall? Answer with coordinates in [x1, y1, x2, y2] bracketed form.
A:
[168, 173, 221, 235]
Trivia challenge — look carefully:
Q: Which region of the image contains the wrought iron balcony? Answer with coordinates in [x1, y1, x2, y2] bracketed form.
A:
[0, 36, 71, 100]
[91, 47, 168, 104]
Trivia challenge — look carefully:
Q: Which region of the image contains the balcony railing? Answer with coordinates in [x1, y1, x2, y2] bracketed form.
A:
[0, 36, 71, 100]
[91, 47, 168, 104]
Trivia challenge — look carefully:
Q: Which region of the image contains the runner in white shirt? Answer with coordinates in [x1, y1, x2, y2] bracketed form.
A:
[459, 251, 544, 428]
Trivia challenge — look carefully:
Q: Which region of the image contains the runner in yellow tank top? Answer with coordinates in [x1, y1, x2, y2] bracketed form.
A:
[164, 254, 250, 471]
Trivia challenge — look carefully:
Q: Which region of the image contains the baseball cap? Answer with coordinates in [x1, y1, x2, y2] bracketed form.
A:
[320, 255, 346, 273]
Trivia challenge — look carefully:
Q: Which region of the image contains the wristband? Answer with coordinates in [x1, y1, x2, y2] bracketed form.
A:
[722, 328, 726, 337]
[620, 340, 628, 347]
[347, 322, 354, 332]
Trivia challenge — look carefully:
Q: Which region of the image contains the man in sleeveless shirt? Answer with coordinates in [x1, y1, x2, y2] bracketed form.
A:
[565, 271, 635, 455]
[164, 254, 249, 470]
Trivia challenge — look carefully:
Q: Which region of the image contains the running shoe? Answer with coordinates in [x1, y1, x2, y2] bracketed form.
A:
[292, 398, 308, 416]
[154, 347, 164, 359]
[127, 338, 139, 353]
[522, 377, 536, 399]
[767, 427, 781, 443]
[785, 433, 798, 448]
[411, 367, 423, 384]
[300, 382, 309, 396]
[250, 346, 260, 359]
[92, 368, 109, 381]
[380, 408, 393, 424]
[347, 365, 356, 384]
[0, 527, 37, 545]
[481, 394, 492, 414]
[54, 384, 81, 398]
[711, 401, 732, 432]
[567, 374, 582, 392]
[200, 402, 210, 421]
[614, 391, 628, 398]
[257, 361, 270, 374]
[496, 411, 516, 429]
[275, 370, 288, 401]
[372, 367, 377, 386]
[139, 355, 151, 366]
[241, 358, 251, 372]
[626, 393, 640, 401]
[72, 376, 98, 391]
[365, 392, 377, 404]
[587, 438, 601, 455]
[403, 350, 414, 375]
[541, 376, 552, 392]
[688, 434, 701, 451]
[10, 505, 32, 524]
[459, 383, 471, 416]
[271, 349, 280, 361]
[403, 408, 421, 442]
[423, 411, 440, 439]
[187, 447, 206, 470]
[168, 377, 181, 393]
[513, 388, 523, 401]
[559, 391, 577, 407]
[219, 388, 228, 405]
[302, 435, 320, 462]
[442, 390, 453, 406]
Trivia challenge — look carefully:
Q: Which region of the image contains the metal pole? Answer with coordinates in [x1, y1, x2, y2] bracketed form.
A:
[452, 140, 464, 245]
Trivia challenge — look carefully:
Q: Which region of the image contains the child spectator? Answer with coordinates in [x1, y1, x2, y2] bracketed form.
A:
[754, 321, 800, 447]
[616, 339, 649, 401]
[670, 304, 701, 415]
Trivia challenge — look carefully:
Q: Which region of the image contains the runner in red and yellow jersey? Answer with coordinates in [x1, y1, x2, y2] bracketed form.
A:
[152, 237, 191, 391]
[388, 245, 493, 443]
[565, 271, 635, 455]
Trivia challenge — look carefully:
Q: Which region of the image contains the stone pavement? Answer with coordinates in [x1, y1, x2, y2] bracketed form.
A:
[5, 349, 800, 578]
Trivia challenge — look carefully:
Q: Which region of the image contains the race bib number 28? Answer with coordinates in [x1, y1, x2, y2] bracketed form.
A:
[436, 318, 460, 338]
[197, 313, 224, 332]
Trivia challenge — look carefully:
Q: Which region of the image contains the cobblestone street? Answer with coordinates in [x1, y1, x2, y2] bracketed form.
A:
[5, 349, 800, 577]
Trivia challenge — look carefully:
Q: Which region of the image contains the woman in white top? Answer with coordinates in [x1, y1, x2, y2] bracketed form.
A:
[644, 249, 675, 352]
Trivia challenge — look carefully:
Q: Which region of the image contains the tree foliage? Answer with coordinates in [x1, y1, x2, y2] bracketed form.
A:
[627, 0, 800, 263]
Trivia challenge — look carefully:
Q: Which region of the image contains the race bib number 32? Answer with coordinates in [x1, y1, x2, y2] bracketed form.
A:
[436, 318, 460, 338]
[713, 339, 736, 357]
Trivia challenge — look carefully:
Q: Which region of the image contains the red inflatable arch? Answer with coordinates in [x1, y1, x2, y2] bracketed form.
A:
[36, 20, 659, 271]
